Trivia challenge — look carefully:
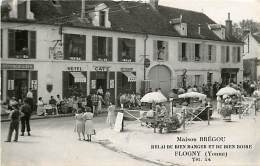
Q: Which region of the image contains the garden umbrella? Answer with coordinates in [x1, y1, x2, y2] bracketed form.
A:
[141, 92, 167, 103]
[216, 87, 240, 96]
[178, 92, 207, 100]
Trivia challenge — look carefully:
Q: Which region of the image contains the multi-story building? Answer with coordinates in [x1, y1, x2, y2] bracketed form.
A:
[1, 0, 243, 103]
[242, 31, 260, 81]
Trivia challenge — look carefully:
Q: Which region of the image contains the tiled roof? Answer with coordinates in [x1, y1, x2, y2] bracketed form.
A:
[1, 0, 242, 43]
[252, 32, 260, 43]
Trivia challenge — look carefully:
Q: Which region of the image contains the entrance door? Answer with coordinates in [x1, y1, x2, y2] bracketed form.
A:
[14, 71, 29, 100]
[148, 65, 171, 95]
[96, 78, 107, 92]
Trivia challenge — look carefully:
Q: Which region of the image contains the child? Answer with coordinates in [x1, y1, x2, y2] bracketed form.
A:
[83, 108, 95, 142]
[5, 104, 24, 142]
[74, 108, 85, 141]
[106, 103, 115, 129]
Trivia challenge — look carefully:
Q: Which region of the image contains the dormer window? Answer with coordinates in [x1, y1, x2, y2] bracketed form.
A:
[99, 11, 106, 27]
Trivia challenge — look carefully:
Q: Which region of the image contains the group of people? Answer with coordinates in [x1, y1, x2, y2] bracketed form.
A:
[5, 98, 32, 142]
[119, 92, 141, 109]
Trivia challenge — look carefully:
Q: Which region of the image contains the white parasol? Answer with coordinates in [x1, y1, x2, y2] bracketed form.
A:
[141, 92, 167, 103]
[178, 92, 207, 100]
[253, 90, 260, 97]
[216, 87, 240, 96]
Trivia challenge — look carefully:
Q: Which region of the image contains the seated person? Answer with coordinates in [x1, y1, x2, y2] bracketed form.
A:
[159, 104, 168, 117]
[49, 96, 57, 114]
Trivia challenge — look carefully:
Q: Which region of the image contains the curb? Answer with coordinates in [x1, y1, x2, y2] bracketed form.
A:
[1, 113, 75, 122]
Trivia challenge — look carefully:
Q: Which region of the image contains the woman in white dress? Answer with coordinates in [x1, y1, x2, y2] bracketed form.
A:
[216, 96, 222, 114]
[106, 103, 115, 129]
[74, 108, 85, 141]
[83, 109, 95, 142]
[37, 97, 46, 116]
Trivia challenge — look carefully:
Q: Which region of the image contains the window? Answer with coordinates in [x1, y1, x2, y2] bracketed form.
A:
[118, 38, 135, 62]
[154, 40, 168, 61]
[226, 46, 230, 62]
[208, 45, 212, 61]
[237, 47, 241, 62]
[99, 11, 106, 27]
[195, 44, 200, 61]
[64, 34, 86, 60]
[8, 29, 36, 59]
[182, 43, 187, 61]
[92, 36, 112, 61]
[195, 75, 200, 86]
[1, 29, 2, 58]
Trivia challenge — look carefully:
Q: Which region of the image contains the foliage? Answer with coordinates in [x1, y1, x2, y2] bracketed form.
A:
[233, 19, 260, 39]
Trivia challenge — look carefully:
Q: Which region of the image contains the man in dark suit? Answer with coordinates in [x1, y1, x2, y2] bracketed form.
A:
[20, 99, 32, 136]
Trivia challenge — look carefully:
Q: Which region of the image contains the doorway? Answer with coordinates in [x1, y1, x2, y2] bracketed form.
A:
[14, 70, 29, 100]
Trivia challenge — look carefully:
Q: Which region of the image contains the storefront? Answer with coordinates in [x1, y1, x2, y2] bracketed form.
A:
[221, 68, 239, 85]
[90, 66, 115, 103]
[62, 66, 87, 98]
[117, 68, 136, 95]
[1, 63, 37, 102]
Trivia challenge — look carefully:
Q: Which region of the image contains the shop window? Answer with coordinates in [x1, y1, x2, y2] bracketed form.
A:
[117, 72, 136, 95]
[195, 44, 200, 61]
[99, 11, 106, 27]
[8, 29, 36, 59]
[182, 43, 187, 61]
[118, 38, 135, 62]
[92, 36, 112, 61]
[64, 34, 86, 60]
[154, 40, 168, 61]
[62, 71, 87, 97]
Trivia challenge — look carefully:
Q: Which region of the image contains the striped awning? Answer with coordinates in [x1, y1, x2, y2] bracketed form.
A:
[70, 72, 86, 83]
[122, 72, 136, 82]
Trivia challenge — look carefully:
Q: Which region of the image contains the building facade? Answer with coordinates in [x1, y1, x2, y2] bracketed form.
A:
[1, 0, 243, 103]
[242, 31, 260, 81]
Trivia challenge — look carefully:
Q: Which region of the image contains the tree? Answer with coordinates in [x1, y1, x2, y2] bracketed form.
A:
[232, 19, 260, 39]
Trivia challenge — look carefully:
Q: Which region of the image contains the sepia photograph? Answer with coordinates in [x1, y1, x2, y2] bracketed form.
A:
[1, 0, 260, 165]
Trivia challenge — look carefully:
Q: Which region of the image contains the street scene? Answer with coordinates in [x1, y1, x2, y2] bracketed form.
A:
[1, 0, 260, 165]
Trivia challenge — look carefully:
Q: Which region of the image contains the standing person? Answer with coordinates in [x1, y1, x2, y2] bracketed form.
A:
[37, 97, 46, 116]
[49, 96, 57, 115]
[86, 95, 93, 113]
[97, 86, 104, 96]
[97, 93, 104, 114]
[56, 94, 62, 114]
[104, 90, 111, 107]
[216, 96, 222, 114]
[106, 103, 115, 129]
[72, 96, 78, 113]
[20, 99, 32, 136]
[5, 104, 24, 142]
[26, 88, 34, 111]
[74, 108, 85, 141]
[91, 92, 99, 116]
[83, 108, 95, 142]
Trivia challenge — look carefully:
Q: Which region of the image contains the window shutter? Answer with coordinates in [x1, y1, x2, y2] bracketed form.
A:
[164, 41, 169, 61]
[109, 72, 115, 104]
[81, 35, 86, 60]
[92, 36, 98, 61]
[63, 34, 69, 60]
[30, 71, 38, 101]
[190, 43, 195, 62]
[117, 72, 123, 96]
[200, 75, 204, 85]
[186, 75, 193, 87]
[90, 71, 97, 91]
[153, 40, 157, 61]
[118, 38, 122, 62]
[62, 71, 69, 98]
[131, 39, 136, 62]
[221, 46, 225, 63]
[200, 44, 205, 62]
[187, 43, 191, 61]
[204, 44, 208, 62]
[107, 37, 112, 61]
[232, 47, 236, 63]
[212, 45, 217, 62]
[237, 47, 241, 62]
[8, 29, 15, 58]
[178, 42, 182, 61]
[29, 31, 36, 59]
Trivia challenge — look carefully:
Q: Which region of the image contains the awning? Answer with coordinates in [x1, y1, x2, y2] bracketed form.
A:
[70, 72, 86, 83]
[122, 72, 136, 82]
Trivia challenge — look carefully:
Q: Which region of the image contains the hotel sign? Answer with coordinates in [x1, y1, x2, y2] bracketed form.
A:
[67, 66, 86, 72]
[1, 63, 34, 70]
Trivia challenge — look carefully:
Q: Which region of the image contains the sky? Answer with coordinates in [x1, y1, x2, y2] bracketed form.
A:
[150, 0, 260, 24]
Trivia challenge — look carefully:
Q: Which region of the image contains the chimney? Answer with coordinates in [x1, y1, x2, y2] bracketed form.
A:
[225, 13, 233, 37]
[81, 0, 85, 19]
[149, 0, 159, 10]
